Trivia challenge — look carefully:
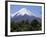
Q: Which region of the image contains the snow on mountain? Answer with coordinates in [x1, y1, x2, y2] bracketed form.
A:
[11, 8, 36, 18]
[11, 8, 41, 23]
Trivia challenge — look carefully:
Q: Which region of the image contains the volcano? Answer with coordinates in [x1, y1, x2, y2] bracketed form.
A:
[11, 8, 41, 23]
[11, 8, 36, 17]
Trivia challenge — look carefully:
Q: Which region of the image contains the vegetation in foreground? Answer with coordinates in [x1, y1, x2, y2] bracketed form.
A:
[11, 19, 42, 32]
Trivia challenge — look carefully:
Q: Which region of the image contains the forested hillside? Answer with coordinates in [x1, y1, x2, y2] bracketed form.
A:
[11, 19, 41, 32]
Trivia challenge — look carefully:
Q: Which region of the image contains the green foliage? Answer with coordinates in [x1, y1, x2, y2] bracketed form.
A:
[31, 19, 41, 31]
[11, 19, 42, 32]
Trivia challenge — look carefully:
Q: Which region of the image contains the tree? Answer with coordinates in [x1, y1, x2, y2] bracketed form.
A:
[11, 19, 41, 32]
[31, 19, 41, 31]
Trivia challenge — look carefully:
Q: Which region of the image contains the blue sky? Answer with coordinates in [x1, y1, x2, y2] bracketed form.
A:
[10, 5, 42, 17]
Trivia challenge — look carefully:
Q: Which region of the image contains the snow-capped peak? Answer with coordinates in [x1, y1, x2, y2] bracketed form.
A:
[11, 8, 36, 17]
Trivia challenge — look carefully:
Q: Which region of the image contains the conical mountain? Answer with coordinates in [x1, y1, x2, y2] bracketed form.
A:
[11, 8, 36, 18]
[11, 8, 41, 23]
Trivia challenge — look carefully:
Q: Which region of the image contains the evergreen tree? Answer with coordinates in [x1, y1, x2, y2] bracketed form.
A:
[11, 19, 41, 32]
[31, 19, 41, 31]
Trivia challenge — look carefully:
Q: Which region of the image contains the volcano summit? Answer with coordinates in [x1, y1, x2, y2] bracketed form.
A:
[11, 8, 41, 23]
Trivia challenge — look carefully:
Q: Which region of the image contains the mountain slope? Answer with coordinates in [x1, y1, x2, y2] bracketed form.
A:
[11, 8, 36, 18]
[11, 8, 41, 23]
